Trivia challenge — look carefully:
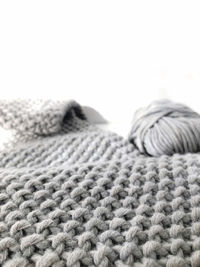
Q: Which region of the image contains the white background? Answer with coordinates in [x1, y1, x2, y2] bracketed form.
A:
[1, 1, 200, 123]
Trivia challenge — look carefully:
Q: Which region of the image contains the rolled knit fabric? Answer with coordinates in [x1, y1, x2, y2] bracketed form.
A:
[0, 99, 85, 135]
[0, 99, 200, 267]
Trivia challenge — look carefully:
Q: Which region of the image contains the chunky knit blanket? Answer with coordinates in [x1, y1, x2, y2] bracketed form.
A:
[1, 100, 200, 267]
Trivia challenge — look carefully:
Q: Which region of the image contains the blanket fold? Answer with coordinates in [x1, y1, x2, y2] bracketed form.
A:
[0, 99, 86, 136]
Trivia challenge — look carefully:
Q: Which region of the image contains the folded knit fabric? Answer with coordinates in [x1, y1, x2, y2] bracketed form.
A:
[0, 99, 200, 267]
[0, 99, 85, 135]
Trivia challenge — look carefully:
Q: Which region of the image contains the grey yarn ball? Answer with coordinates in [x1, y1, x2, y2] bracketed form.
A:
[129, 99, 200, 156]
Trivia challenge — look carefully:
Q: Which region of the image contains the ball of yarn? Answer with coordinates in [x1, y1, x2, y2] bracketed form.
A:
[129, 99, 200, 156]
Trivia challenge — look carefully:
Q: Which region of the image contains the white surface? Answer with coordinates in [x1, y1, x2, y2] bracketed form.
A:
[1, 1, 200, 123]
[97, 122, 130, 138]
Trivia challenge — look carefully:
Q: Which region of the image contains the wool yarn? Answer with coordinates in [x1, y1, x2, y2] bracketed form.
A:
[129, 99, 200, 156]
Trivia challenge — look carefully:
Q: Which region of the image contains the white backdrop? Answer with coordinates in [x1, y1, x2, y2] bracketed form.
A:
[1, 1, 200, 123]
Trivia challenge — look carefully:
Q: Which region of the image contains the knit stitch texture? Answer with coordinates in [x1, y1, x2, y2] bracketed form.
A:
[0, 100, 200, 267]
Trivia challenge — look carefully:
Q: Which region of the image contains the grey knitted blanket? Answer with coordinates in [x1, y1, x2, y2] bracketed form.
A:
[0, 100, 200, 267]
